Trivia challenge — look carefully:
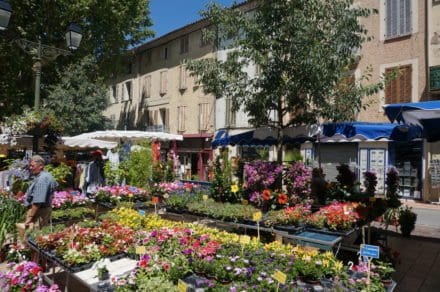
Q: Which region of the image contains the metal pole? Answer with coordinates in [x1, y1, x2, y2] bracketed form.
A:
[33, 39, 42, 110]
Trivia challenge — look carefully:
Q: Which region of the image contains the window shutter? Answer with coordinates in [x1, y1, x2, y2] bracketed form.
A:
[179, 65, 187, 90]
[402, 65, 412, 103]
[160, 71, 168, 95]
[403, 0, 411, 35]
[165, 108, 170, 131]
[178, 106, 186, 131]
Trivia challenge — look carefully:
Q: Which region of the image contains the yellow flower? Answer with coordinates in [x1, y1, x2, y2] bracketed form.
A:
[231, 184, 239, 193]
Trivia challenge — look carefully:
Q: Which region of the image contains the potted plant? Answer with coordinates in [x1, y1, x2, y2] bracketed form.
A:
[97, 265, 110, 281]
[398, 206, 417, 237]
[373, 260, 395, 287]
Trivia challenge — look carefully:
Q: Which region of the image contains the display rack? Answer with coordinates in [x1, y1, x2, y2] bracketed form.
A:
[397, 162, 420, 199]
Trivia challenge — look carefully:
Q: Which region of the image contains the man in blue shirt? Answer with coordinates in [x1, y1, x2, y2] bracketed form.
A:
[24, 155, 58, 229]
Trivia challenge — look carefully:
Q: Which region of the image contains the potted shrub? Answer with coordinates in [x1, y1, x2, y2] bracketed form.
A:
[398, 206, 417, 237]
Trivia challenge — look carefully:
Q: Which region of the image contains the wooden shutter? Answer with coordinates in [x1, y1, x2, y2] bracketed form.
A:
[179, 65, 187, 90]
[385, 65, 412, 104]
[160, 71, 168, 95]
[178, 106, 186, 131]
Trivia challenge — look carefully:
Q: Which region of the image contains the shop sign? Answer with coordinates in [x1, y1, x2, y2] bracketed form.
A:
[360, 244, 380, 259]
[430, 66, 440, 91]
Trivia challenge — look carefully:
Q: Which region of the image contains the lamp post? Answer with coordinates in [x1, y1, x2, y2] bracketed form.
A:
[0, 0, 82, 109]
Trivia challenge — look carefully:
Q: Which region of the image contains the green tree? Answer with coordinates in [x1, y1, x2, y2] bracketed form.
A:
[0, 0, 153, 117]
[44, 55, 109, 135]
[187, 0, 384, 162]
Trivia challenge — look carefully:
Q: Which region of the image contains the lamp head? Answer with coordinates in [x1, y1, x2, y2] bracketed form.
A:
[0, 0, 12, 31]
[66, 23, 82, 50]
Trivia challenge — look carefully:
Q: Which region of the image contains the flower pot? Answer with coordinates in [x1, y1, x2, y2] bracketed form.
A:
[98, 271, 110, 281]
[381, 279, 393, 288]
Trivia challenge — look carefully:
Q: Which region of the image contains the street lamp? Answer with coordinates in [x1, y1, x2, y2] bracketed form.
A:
[0, 0, 82, 109]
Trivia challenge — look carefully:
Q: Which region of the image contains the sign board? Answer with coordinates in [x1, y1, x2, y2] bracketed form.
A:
[177, 279, 187, 292]
[430, 66, 440, 91]
[360, 244, 380, 259]
[253, 211, 262, 222]
[239, 235, 251, 245]
[272, 269, 287, 284]
[135, 246, 146, 255]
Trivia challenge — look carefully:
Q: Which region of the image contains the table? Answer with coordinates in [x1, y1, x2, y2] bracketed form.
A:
[74, 258, 137, 291]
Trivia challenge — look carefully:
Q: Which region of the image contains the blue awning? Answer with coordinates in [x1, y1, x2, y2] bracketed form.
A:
[211, 128, 314, 148]
[321, 122, 421, 141]
[384, 100, 440, 123]
[384, 101, 440, 142]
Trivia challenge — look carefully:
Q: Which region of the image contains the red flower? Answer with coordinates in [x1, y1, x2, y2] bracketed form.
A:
[262, 189, 272, 201]
[277, 193, 288, 204]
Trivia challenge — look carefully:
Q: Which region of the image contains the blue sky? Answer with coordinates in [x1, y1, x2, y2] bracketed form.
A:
[150, 0, 242, 37]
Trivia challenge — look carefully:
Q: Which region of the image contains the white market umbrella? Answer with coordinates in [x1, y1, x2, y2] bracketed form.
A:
[71, 130, 183, 142]
[60, 137, 118, 150]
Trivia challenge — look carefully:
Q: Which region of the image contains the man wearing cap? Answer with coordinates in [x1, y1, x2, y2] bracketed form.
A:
[24, 155, 58, 229]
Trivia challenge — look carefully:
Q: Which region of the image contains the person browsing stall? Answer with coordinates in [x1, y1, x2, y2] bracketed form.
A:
[24, 155, 58, 229]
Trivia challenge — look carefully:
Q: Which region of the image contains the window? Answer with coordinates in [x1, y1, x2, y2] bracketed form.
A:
[179, 64, 187, 90]
[160, 108, 169, 131]
[386, 0, 411, 39]
[160, 71, 168, 95]
[385, 65, 412, 104]
[199, 103, 211, 132]
[143, 50, 152, 70]
[180, 35, 189, 54]
[225, 97, 236, 127]
[163, 47, 168, 60]
[178, 106, 186, 132]
[143, 75, 151, 99]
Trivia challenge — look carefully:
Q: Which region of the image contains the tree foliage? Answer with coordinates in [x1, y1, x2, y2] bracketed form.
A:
[187, 0, 385, 160]
[0, 0, 153, 117]
[44, 55, 109, 136]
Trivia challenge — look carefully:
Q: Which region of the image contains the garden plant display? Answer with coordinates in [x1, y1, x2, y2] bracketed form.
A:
[0, 261, 60, 292]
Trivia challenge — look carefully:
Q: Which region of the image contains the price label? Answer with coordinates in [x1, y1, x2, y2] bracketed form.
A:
[152, 196, 160, 204]
[177, 279, 187, 292]
[135, 246, 146, 255]
[239, 235, 251, 245]
[202, 195, 209, 201]
[253, 211, 262, 222]
[138, 210, 145, 216]
[272, 269, 287, 285]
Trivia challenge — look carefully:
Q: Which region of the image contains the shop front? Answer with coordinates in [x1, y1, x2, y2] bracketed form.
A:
[177, 134, 213, 181]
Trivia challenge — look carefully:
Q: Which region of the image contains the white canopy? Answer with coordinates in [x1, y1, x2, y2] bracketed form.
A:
[60, 137, 118, 149]
[72, 130, 183, 141]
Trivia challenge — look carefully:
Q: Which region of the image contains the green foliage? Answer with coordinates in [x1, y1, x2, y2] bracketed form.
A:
[45, 163, 72, 189]
[0, 0, 154, 117]
[104, 161, 125, 186]
[398, 206, 417, 237]
[210, 154, 238, 203]
[165, 159, 175, 182]
[135, 274, 177, 292]
[45, 56, 110, 135]
[120, 140, 153, 188]
[0, 196, 26, 247]
[187, 0, 385, 162]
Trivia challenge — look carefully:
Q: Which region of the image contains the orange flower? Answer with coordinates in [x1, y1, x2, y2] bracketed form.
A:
[262, 189, 272, 201]
[277, 193, 288, 204]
